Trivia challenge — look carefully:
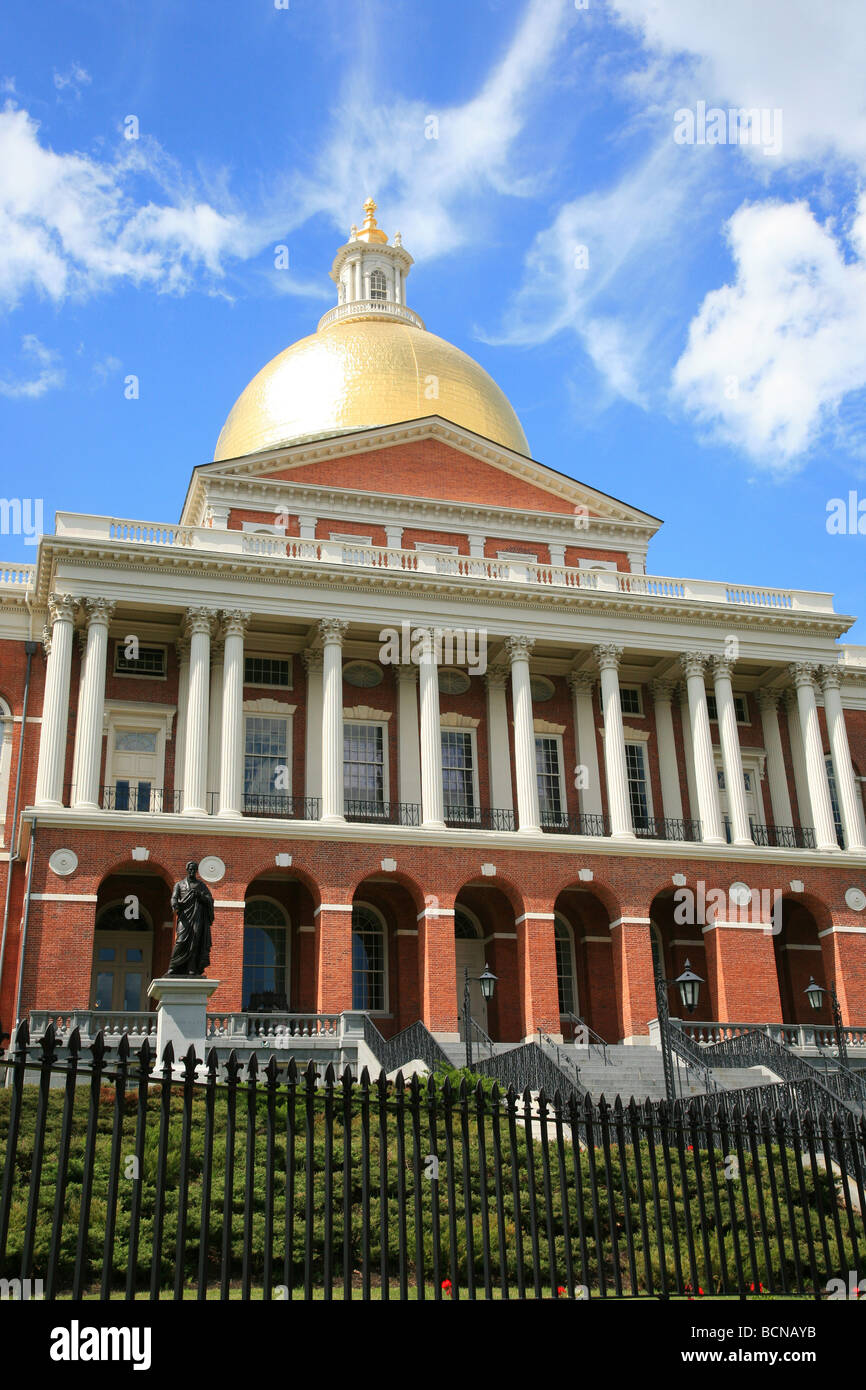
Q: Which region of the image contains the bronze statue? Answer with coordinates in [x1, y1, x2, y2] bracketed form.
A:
[168, 861, 214, 977]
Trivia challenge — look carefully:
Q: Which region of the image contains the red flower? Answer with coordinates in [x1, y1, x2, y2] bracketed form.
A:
[441, 1279, 453, 1296]
[557, 1285, 567, 1297]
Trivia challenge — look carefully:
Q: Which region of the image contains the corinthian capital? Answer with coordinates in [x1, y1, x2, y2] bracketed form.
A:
[680, 650, 708, 680]
[47, 592, 77, 626]
[818, 663, 843, 692]
[504, 634, 535, 664]
[755, 687, 781, 712]
[302, 647, 324, 674]
[789, 661, 816, 691]
[319, 616, 349, 646]
[568, 670, 596, 697]
[221, 608, 251, 639]
[84, 597, 116, 627]
[710, 655, 734, 681]
[184, 606, 218, 637]
[593, 642, 623, 673]
[650, 678, 676, 703]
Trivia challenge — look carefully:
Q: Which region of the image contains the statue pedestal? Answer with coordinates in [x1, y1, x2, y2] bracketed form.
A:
[148, 976, 220, 1072]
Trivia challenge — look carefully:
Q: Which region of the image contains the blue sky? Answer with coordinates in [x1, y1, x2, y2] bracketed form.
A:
[2, 0, 866, 637]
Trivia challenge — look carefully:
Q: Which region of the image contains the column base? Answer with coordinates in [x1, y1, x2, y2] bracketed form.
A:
[701, 836, 726, 847]
[217, 808, 242, 819]
[320, 813, 346, 824]
[422, 819, 446, 830]
[182, 806, 209, 817]
[610, 830, 637, 842]
[516, 824, 541, 835]
[817, 841, 842, 853]
[731, 836, 755, 848]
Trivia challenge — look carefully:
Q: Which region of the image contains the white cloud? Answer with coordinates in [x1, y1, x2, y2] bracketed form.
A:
[53, 63, 91, 96]
[0, 334, 64, 398]
[291, 0, 571, 260]
[672, 197, 866, 469]
[609, 0, 866, 169]
[0, 104, 263, 310]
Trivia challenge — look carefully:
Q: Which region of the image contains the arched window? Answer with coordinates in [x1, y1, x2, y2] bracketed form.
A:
[554, 915, 578, 1016]
[352, 903, 387, 1011]
[91, 901, 153, 1012]
[369, 269, 387, 302]
[243, 898, 289, 1010]
[454, 908, 479, 939]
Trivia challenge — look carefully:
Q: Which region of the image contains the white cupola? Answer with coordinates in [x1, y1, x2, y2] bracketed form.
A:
[318, 198, 424, 332]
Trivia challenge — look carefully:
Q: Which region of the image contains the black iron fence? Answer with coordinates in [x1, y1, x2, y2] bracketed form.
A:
[2, 1022, 865, 1301]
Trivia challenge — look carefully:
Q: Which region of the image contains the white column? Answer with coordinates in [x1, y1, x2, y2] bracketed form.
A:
[34, 593, 77, 807]
[680, 652, 725, 844]
[784, 688, 813, 831]
[790, 663, 839, 852]
[320, 617, 348, 822]
[302, 649, 324, 806]
[206, 637, 224, 814]
[505, 635, 540, 833]
[756, 689, 793, 830]
[396, 665, 422, 809]
[175, 637, 190, 813]
[650, 679, 683, 823]
[711, 656, 752, 846]
[594, 643, 634, 840]
[485, 666, 514, 814]
[418, 629, 445, 827]
[568, 672, 603, 819]
[69, 630, 89, 802]
[72, 598, 114, 809]
[182, 608, 216, 816]
[678, 682, 699, 826]
[218, 610, 249, 819]
[819, 665, 865, 851]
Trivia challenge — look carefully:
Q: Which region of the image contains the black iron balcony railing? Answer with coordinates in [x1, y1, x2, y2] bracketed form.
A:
[633, 815, 702, 842]
[63, 784, 183, 813]
[444, 805, 517, 831]
[240, 794, 321, 820]
[539, 810, 609, 836]
[344, 800, 421, 826]
[751, 822, 817, 850]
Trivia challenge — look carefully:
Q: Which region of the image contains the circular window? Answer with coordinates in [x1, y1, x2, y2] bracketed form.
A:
[343, 661, 383, 689]
[530, 676, 555, 702]
[438, 668, 470, 695]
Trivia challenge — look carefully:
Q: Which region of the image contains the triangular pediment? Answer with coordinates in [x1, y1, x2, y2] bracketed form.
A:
[182, 417, 660, 533]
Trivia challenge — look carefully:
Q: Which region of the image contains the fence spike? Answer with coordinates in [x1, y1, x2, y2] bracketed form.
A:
[205, 1047, 218, 1077]
[91, 1029, 107, 1064]
[39, 1021, 58, 1064]
[265, 1054, 279, 1084]
[13, 1017, 29, 1050]
[183, 1043, 198, 1079]
[225, 1048, 241, 1081]
[116, 1032, 130, 1063]
[67, 1025, 81, 1060]
[248, 1052, 259, 1080]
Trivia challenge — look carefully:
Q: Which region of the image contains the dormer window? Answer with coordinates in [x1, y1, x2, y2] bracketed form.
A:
[370, 269, 387, 302]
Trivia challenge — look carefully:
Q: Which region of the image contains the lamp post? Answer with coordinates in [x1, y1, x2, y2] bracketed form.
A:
[804, 976, 848, 1067]
[655, 958, 704, 1106]
[463, 963, 497, 1068]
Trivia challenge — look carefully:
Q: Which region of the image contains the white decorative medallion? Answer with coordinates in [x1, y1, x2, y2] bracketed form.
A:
[672, 873, 687, 887]
[48, 848, 78, 878]
[729, 882, 752, 908]
[197, 855, 226, 884]
[845, 887, 866, 912]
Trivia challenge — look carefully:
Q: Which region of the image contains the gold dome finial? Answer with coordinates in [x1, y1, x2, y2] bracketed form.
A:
[357, 195, 388, 244]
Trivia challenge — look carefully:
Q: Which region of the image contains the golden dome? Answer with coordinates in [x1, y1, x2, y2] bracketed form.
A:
[214, 316, 530, 461]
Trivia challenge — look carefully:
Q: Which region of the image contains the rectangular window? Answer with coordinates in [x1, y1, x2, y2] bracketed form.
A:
[114, 644, 166, 677]
[244, 716, 290, 812]
[619, 686, 642, 716]
[706, 693, 749, 723]
[535, 736, 565, 821]
[344, 723, 385, 807]
[625, 743, 651, 831]
[442, 729, 476, 816]
[114, 730, 158, 753]
[244, 655, 291, 688]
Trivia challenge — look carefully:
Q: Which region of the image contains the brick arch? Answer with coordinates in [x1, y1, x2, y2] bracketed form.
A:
[348, 868, 426, 917]
[775, 892, 835, 1027]
[549, 873, 622, 923]
[98, 859, 174, 892]
[453, 872, 526, 920]
[240, 860, 323, 912]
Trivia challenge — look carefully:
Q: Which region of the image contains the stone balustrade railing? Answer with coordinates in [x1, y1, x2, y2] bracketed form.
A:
[29, 1009, 158, 1040]
[48, 513, 838, 615]
[0, 563, 36, 589]
[674, 1019, 866, 1051]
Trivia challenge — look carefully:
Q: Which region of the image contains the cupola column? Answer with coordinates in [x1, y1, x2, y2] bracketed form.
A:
[506, 635, 541, 833]
[72, 598, 115, 809]
[34, 592, 77, 808]
[320, 618, 348, 822]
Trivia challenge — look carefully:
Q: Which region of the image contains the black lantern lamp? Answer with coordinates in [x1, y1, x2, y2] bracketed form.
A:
[804, 976, 848, 1065]
[676, 960, 704, 1015]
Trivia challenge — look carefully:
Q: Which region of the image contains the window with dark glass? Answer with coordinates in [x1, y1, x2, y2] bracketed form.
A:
[344, 723, 385, 807]
[242, 899, 288, 1010]
[625, 742, 650, 830]
[442, 729, 475, 817]
[536, 736, 564, 821]
[244, 655, 291, 688]
[352, 904, 385, 1010]
[244, 716, 290, 812]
